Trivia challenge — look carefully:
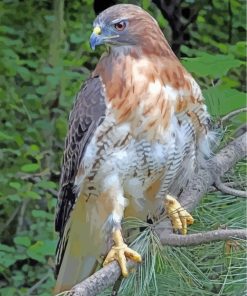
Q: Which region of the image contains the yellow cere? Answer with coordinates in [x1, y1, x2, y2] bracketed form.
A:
[93, 26, 101, 35]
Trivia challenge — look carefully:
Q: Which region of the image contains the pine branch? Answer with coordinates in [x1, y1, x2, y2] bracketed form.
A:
[159, 229, 247, 246]
[65, 132, 247, 296]
[221, 107, 247, 124]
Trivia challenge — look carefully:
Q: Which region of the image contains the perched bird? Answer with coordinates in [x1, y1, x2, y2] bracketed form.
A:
[54, 4, 213, 294]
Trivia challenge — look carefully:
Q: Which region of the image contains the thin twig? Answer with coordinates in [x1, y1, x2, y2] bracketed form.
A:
[221, 107, 247, 124]
[19, 169, 51, 180]
[16, 199, 29, 234]
[158, 229, 247, 246]
[228, 0, 233, 43]
[234, 123, 247, 138]
[215, 177, 247, 198]
[47, 188, 58, 197]
[28, 273, 51, 295]
[0, 205, 20, 234]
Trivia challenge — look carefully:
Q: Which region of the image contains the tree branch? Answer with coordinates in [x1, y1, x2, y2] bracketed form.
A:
[221, 107, 247, 124]
[178, 132, 247, 211]
[158, 229, 247, 246]
[215, 177, 247, 198]
[65, 132, 247, 296]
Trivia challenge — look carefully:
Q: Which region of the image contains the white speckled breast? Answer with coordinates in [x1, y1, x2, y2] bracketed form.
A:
[77, 112, 182, 202]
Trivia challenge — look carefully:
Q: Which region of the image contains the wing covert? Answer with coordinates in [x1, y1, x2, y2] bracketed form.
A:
[55, 76, 106, 234]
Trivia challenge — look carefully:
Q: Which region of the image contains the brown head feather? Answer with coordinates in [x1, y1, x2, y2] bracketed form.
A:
[92, 4, 206, 140]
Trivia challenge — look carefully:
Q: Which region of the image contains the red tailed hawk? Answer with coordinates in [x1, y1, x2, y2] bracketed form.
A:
[54, 4, 213, 294]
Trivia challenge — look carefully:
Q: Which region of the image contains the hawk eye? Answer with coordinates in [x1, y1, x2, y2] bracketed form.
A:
[114, 21, 126, 31]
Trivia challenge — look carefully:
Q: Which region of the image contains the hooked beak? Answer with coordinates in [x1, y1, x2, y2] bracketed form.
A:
[90, 26, 103, 50]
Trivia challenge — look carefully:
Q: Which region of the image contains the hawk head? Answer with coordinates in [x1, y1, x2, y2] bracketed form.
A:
[89, 4, 160, 50]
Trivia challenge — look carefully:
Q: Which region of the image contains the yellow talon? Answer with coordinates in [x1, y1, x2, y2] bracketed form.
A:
[103, 229, 142, 277]
[165, 195, 194, 235]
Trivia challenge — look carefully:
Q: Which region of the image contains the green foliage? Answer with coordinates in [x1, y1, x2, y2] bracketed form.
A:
[182, 53, 243, 78]
[0, 0, 96, 294]
[204, 86, 245, 116]
[0, 0, 245, 295]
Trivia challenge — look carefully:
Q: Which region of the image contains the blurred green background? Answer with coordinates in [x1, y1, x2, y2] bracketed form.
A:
[0, 0, 246, 295]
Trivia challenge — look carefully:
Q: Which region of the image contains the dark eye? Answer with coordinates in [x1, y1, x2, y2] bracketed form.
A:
[114, 21, 126, 31]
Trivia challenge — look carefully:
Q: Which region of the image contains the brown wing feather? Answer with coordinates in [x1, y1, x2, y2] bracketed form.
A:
[55, 76, 106, 235]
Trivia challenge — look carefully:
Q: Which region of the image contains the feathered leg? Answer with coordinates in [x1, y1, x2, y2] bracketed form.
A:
[98, 182, 142, 277]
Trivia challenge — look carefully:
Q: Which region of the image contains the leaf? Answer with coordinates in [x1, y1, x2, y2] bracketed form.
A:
[17, 66, 31, 80]
[9, 182, 21, 190]
[0, 251, 17, 267]
[0, 131, 14, 142]
[70, 33, 84, 44]
[0, 287, 18, 296]
[8, 194, 21, 202]
[55, 117, 67, 139]
[182, 53, 243, 77]
[27, 243, 45, 263]
[32, 209, 53, 220]
[0, 244, 15, 253]
[26, 190, 41, 200]
[0, 25, 16, 34]
[38, 180, 57, 189]
[14, 133, 24, 146]
[36, 85, 48, 95]
[21, 163, 40, 173]
[14, 236, 31, 247]
[203, 85, 246, 116]
[27, 240, 56, 263]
